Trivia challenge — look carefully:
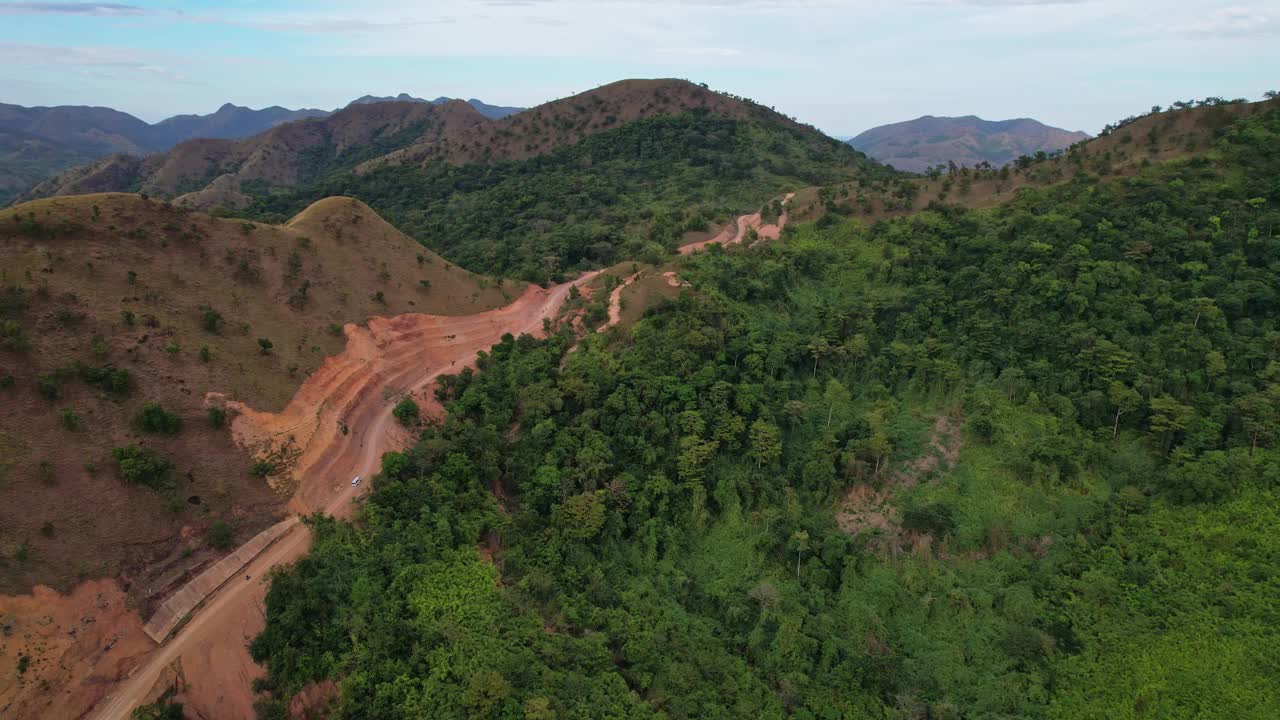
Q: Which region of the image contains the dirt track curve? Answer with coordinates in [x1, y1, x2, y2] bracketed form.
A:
[85, 192, 794, 719]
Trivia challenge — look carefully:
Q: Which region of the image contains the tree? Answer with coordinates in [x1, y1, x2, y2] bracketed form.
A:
[393, 397, 421, 426]
[208, 520, 234, 550]
[1237, 388, 1280, 454]
[257, 338, 274, 355]
[112, 445, 174, 490]
[823, 378, 851, 429]
[1108, 382, 1141, 437]
[789, 530, 809, 577]
[747, 418, 782, 467]
[1148, 395, 1192, 451]
[135, 403, 182, 434]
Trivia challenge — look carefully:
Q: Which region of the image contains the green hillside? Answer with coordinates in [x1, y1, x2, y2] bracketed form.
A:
[240, 109, 887, 283]
[247, 102, 1280, 719]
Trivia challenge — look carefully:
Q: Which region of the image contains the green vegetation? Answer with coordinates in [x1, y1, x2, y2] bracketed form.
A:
[392, 397, 420, 426]
[241, 110, 888, 283]
[135, 402, 182, 434]
[59, 407, 82, 430]
[208, 520, 234, 550]
[251, 459, 276, 478]
[247, 104, 1280, 719]
[207, 406, 227, 429]
[112, 445, 174, 491]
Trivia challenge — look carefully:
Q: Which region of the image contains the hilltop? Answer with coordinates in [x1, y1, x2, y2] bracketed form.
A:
[348, 93, 525, 119]
[848, 114, 1089, 173]
[0, 193, 508, 610]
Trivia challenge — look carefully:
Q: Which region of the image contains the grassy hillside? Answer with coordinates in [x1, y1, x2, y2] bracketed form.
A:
[0, 193, 506, 608]
[247, 102, 1280, 718]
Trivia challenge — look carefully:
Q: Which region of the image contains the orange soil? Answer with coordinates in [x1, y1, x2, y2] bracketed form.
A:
[0, 580, 151, 720]
[81, 272, 599, 720]
[678, 192, 795, 255]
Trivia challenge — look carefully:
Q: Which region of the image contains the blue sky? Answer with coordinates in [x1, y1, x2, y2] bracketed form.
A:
[0, 1, 1276, 136]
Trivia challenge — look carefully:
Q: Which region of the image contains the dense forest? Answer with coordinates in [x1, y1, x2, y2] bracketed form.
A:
[240, 110, 887, 283]
[248, 104, 1280, 718]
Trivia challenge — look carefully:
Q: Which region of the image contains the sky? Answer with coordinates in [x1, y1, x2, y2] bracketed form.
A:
[0, 1, 1276, 137]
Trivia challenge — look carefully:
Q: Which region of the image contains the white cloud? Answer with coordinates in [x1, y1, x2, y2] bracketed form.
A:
[0, 41, 192, 82]
[0, 2, 142, 15]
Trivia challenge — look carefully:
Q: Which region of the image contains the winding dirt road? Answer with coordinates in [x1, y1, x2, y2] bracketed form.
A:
[88, 274, 597, 720]
[87, 192, 796, 719]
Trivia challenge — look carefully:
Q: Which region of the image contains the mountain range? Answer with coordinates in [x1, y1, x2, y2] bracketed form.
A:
[848, 115, 1089, 173]
[0, 95, 524, 204]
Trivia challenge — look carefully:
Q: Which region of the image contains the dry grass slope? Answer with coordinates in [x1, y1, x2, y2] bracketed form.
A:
[0, 193, 505, 608]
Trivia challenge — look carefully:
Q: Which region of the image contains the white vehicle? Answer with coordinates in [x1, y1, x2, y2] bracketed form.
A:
[351, 476, 362, 486]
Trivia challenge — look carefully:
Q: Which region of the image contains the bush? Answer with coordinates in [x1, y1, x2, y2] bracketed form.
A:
[257, 338, 273, 355]
[207, 406, 227, 428]
[60, 407, 82, 430]
[0, 319, 28, 351]
[136, 402, 182, 434]
[111, 445, 174, 490]
[208, 520, 234, 550]
[201, 307, 224, 333]
[75, 363, 131, 395]
[199, 345, 213, 362]
[393, 397, 421, 426]
[36, 373, 60, 400]
[250, 459, 276, 478]
[901, 502, 958, 538]
[0, 374, 14, 388]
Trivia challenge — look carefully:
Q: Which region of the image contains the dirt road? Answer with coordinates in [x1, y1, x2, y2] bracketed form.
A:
[87, 273, 597, 720]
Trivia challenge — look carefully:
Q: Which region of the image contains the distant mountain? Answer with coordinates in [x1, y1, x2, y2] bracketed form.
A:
[347, 94, 524, 119]
[152, 103, 328, 146]
[1, 94, 522, 205]
[848, 115, 1089, 173]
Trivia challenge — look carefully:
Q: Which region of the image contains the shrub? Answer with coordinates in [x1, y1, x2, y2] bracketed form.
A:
[40, 522, 54, 538]
[0, 319, 28, 351]
[207, 520, 234, 550]
[201, 307, 224, 333]
[393, 397, 421, 426]
[111, 445, 174, 490]
[901, 502, 957, 538]
[136, 402, 182, 434]
[199, 345, 213, 362]
[36, 373, 61, 400]
[121, 309, 135, 326]
[127, 270, 137, 285]
[0, 374, 14, 388]
[250, 459, 276, 478]
[164, 341, 181, 355]
[257, 338, 273, 355]
[75, 363, 131, 395]
[207, 406, 227, 428]
[327, 323, 343, 337]
[60, 407, 82, 430]
[37, 460, 54, 484]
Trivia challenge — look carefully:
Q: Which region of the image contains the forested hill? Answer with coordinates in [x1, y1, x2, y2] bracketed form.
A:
[247, 101, 1280, 719]
[240, 106, 885, 283]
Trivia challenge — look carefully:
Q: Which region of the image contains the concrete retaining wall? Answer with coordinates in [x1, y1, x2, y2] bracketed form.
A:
[143, 518, 296, 643]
